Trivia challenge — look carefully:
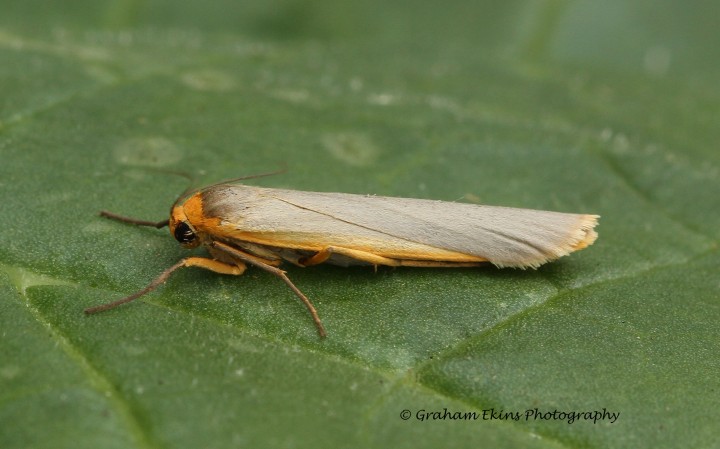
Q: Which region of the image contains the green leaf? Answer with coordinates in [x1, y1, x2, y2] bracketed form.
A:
[1, 1, 718, 448]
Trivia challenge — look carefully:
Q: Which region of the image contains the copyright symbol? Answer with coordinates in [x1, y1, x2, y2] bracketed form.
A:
[400, 409, 411, 420]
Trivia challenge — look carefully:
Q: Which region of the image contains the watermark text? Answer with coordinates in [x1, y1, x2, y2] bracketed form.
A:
[401, 407, 619, 424]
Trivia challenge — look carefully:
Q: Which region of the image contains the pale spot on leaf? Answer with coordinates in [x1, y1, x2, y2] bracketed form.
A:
[181, 70, 236, 92]
[322, 132, 378, 167]
[114, 137, 182, 167]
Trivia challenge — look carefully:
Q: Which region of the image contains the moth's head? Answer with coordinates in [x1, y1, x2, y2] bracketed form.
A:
[169, 193, 204, 248]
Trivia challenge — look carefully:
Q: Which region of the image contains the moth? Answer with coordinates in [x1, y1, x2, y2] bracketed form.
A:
[86, 182, 599, 337]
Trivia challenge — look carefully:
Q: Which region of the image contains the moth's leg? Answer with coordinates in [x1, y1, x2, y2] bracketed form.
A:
[84, 257, 247, 315]
[207, 245, 282, 268]
[394, 260, 487, 268]
[300, 246, 402, 267]
[300, 246, 488, 268]
[183, 257, 247, 275]
[211, 241, 327, 338]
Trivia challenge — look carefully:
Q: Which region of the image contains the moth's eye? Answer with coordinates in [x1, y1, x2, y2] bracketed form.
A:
[174, 221, 196, 244]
